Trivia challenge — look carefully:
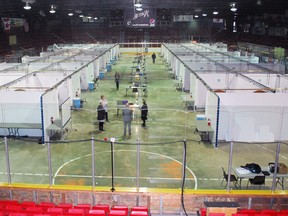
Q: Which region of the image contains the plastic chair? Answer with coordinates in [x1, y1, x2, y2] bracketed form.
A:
[221, 167, 238, 188]
[9, 213, 28, 216]
[92, 205, 110, 215]
[47, 207, 64, 215]
[24, 207, 43, 216]
[74, 205, 91, 214]
[130, 207, 148, 214]
[130, 211, 148, 216]
[66, 208, 85, 216]
[209, 213, 226, 216]
[108, 210, 126, 216]
[261, 210, 278, 216]
[38, 203, 55, 212]
[57, 204, 73, 213]
[87, 210, 106, 216]
[20, 202, 36, 210]
[239, 209, 258, 216]
[111, 206, 128, 216]
[246, 176, 265, 189]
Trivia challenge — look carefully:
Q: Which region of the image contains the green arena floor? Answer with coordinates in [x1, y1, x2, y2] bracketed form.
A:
[0, 52, 287, 191]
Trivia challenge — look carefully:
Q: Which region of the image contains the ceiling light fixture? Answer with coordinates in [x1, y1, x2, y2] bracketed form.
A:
[230, 3, 237, 12]
[94, 17, 98, 20]
[136, 7, 143, 11]
[79, 14, 84, 18]
[68, 12, 74, 16]
[49, 5, 56, 14]
[134, 0, 142, 7]
[23, 2, 31, 10]
[202, 13, 207, 17]
[213, 11, 219, 15]
[194, 15, 199, 18]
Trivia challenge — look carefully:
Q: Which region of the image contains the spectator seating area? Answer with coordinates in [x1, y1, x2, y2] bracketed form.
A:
[200, 208, 288, 216]
[0, 200, 149, 216]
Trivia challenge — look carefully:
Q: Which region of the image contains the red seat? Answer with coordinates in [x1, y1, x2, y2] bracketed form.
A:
[92, 205, 110, 215]
[200, 208, 207, 216]
[108, 210, 126, 216]
[32, 214, 51, 216]
[47, 208, 64, 215]
[130, 211, 148, 216]
[232, 214, 248, 216]
[87, 210, 106, 216]
[239, 209, 258, 216]
[9, 213, 28, 216]
[66, 209, 85, 216]
[280, 211, 288, 214]
[38, 203, 55, 212]
[57, 204, 73, 213]
[24, 207, 43, 216]
[111, 206, 128, 216]
[4, 205, 22, 216]
[20, 202, 36, 210]
[209, 213, 226, 216]
[261, 210, 278, 216]
[130, 207, 148, 213]
[74, 205, 91, 214]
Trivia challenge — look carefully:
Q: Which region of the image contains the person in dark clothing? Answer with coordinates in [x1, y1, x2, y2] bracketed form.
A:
[140, 99, 148, 127]
[97, 102, 105, 131]
[122, 103, 133, 136]
[151, 53, 156, 64]
[114, 72, 120, 90]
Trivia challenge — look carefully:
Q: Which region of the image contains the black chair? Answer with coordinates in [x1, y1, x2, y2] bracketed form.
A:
[246, 175, 265, 189]
[221, 167, 238, 188]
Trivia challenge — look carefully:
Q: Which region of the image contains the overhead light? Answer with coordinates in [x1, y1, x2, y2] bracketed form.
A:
[230, 3, 237, 12]
[23, 2, 31, 10]
[202, 13, 207, 17]
[49, 5, 56, 14]
[213, 11, 218, 15]
[68, 12, 74, 16]
[79, 14, 84, 18]
[136, 7, 143, 11]
[134, 0, 142, 7]
[194, 15, 199, 18]
[94, 17, 98, 20]
[87, 16, 92, 19]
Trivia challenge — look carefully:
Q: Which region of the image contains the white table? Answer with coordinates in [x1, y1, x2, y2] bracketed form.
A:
[233, 167, 288, 189]
[195, 120, 214, 143]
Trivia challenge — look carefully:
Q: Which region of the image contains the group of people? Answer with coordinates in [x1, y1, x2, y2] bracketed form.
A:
[95, 53, 155, 135]
[97, 95, 148, 135]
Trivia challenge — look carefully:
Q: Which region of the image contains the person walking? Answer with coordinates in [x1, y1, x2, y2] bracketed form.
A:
[122, 103, 133, 136]
[97, 102, 105, 131]
[151, 52, 156, 64]
[114, 72, 120, 90]
[100, 95, 109, 122]
[140, 99, 148, 127]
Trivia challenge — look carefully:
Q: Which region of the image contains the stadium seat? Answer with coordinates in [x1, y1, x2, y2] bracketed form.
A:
[9, 213, 28, 216]
[47, 207, 64, 215]
[209, 213, 226, 216]
[130, 207, 148, 213]
[108, 210, 126, 216]
[74, 205, 91, 214]
[261, 210, 278, 216]
[239, 209, 258, 216]
[66, 208, 85, 216]
[57, 204, 73, 213]
[20, 202, 36, 210]
[111, 206, 128, 216]
[38, 203, 55, 212]
[130, 211, 148, 216]
[87, 210, 106, 216]
[92, 205, 110, 215]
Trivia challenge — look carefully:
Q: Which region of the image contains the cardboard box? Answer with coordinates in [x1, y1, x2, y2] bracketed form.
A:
[278, 163, 288, 174]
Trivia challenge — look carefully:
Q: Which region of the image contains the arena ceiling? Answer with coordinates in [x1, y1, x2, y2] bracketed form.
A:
[1, 0, 287, 21]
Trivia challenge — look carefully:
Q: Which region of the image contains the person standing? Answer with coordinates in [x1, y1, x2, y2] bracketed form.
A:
[114, 72, 120, 90]
[151, 52, 156, 64]
[97, 102, 105, 131]
[122, 103, 133, 136]
[100, 95, 109, 122]
[140, 99, 148, 127]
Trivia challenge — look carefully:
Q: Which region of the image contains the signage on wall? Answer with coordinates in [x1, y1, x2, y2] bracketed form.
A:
[125, 9, 156, 27]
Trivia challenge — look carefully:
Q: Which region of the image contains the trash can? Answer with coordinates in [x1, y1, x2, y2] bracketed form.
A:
[99, 72, 105, 80]
[106, 63, 112, 72]
[73, 98, 81, 108]
[88, 82, 95, 91]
